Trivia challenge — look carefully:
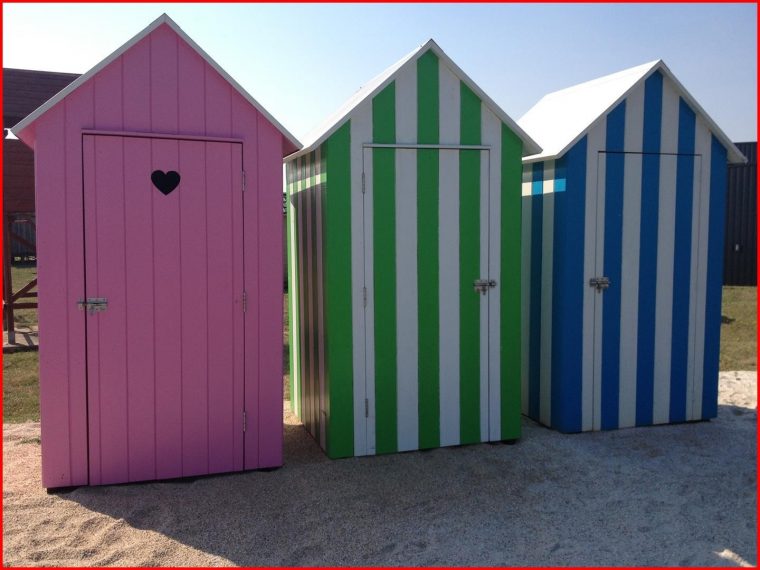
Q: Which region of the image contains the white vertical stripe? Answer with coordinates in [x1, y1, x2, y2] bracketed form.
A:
[483, 109, 501, 441]
[543, 160, 555, 194]
[520, 194, 532, 416]
[296, 161, 308, 425]
[351, 103, 371, 455]
[305, 155, 316, 432]
[592, 141, 606, 431]
[692, 118, 712, 420]
[395, 149, 418, 451]
[583, 120, 604, 431]
[522, 167, 532, 197]
[287, 170, 300, 416]
[540, 192, 554, 426]
[438, 65, 461, 447]
[395, 67, 418, 452]
[315, 147, 327, 448]
[618, 84, 644, 428]
[479, 146, 490, 442]
[686, 154, 703, 421]
[652, 84, 680, 424]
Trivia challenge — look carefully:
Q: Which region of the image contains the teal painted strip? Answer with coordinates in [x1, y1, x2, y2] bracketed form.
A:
[459, 82, 481, 444]
[417, 51, 440, 449]
[373, 82, 398, 455]
[500, 124, 522, 440]
[324, 125, 354, 458]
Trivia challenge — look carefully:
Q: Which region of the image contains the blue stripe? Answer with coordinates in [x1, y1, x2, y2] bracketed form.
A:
[702, 136, 727, 419]
[600, 101, 626, 430]
[531, 162, 544, 195]
[669, 98, 696, 423]
[551, 140, 586, 432]
[528, 162, 544, 420]
[554, 159, 567, 192]
[635, 71, 663, 427]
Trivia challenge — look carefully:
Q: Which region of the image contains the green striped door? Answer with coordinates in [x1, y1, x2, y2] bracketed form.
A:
[361, 145, 495, 455]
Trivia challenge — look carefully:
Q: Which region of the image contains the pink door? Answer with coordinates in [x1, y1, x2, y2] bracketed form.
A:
[82, 134, 245, 485]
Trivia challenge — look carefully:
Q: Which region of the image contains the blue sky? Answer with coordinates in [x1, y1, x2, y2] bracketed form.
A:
[3, 3, 757, 141]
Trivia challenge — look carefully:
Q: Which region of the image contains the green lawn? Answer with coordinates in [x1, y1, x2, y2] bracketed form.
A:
[3, 286, 755, 423]
[10, 264, 38, 328]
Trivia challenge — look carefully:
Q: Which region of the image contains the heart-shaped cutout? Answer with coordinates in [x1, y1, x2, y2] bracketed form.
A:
[151, 170, 181, 195]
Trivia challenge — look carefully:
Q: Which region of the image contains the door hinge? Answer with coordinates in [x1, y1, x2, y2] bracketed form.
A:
[242, 171, 246, 192]
[243, 410, 247, 433]
[365, 398, 369, 418]
[77, 297, 108, 315]
[242, 290, 248, 312]
[363, 286, 367, 307]
[362, 172, 366, 194]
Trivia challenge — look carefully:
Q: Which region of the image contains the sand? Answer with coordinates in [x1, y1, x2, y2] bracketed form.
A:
[3, 371, 756, 567]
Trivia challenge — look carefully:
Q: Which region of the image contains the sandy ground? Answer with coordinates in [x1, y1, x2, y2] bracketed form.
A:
[3, 372, 756, 567]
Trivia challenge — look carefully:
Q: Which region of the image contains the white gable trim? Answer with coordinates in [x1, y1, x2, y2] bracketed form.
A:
[285, 39, 541, 162]
[11, 13, 301, 151]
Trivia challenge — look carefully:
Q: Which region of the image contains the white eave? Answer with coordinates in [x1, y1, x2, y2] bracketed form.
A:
[10, 13, 301, 152]
[519, 59, 746, 165]
[285, 38, 541, 162]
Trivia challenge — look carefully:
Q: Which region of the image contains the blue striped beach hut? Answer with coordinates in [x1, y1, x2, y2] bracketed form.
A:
[518, 60, 746, 432]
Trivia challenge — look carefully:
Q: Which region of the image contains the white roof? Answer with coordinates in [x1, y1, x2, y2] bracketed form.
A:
[287, 39, 541, 161]
[519, 60, 745, 165]
[11, 13, 301, 153]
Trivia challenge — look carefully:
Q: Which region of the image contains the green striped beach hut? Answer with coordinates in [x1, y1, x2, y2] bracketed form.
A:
[285, 39, 541, 458]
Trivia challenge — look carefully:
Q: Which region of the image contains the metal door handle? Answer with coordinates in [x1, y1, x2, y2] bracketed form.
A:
[589, 277, 610, 292]
[77, 297, 108, 315]
[473, 279, 497, 295]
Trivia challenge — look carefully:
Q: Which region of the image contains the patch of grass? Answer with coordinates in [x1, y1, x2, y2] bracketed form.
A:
[10, 264, 38, 329]
[2, 351, 40, 423]
[720, 286, 756, 371]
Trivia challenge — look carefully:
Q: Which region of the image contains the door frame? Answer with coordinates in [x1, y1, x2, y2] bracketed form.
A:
[81, 132, 246, 483]
[359, 143, 494, 455]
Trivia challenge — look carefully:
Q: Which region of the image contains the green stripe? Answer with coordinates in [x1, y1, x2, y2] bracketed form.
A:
[324, 125, 353, 458]
[373, 82, 398, 455]
[500, 125, 522, 440]
[286, 164, 298, 413]
[417, 52, 440, 449]
[459, 82, 481, 444]
[309, 151, 319, 436]
[319, 146, 330, 448]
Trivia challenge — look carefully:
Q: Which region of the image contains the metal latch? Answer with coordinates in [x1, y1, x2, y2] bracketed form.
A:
[589, 277, 611, 292]
[473, 279, 497, 295]
[77, 298, 108, 315]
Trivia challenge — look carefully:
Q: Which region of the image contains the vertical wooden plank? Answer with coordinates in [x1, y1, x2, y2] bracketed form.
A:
[231, 145, 245, 470]
[150, 26, 179, 133]
[123, 137, 156, 482]
[93, 58, 123, 131]
[178, 140, 209, 476]
[82, 134, 102, 485]
[206, 140, 235, 473]
[152, 138, 183, 479]
[256, 116, 285, 468]
[121, 36, 151, 132]
[36, 114, 72, 487]
[205, 66, 232, 138]
[177, 39, 206, 135]
[93, 135, 129, 484]
[235, 96, 260, 470]
[65, 83, 93, 487]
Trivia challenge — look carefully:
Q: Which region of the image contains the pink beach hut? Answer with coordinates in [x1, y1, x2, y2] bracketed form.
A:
[12, 14, 300, 488]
